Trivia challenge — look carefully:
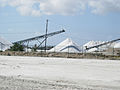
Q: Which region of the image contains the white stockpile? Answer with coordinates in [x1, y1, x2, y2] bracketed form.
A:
[0, 36, 12, 51]
[114, 42, 120, 49]
[49, 38, 81, 53]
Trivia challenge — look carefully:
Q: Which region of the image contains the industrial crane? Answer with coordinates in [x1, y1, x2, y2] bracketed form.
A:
[13, 29, 65, 44]
[13, 20, 65, 51]
[86, 38, 120, 50]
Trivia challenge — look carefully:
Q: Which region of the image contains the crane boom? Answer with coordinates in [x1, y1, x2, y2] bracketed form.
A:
[86, 38, 120, 50]
[13, 29, 65, 44]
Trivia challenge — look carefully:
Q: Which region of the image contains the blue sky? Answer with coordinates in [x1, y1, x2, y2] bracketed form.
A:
[0, 0, 120, 45]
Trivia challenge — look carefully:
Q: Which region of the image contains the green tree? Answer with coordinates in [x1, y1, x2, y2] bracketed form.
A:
[10, 43, 24, 51]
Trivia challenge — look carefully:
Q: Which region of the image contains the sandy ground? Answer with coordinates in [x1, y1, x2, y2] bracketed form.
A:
[0, 56, 120, 90]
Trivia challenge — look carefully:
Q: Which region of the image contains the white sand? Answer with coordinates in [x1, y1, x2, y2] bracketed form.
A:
[0, 56, 120, 90]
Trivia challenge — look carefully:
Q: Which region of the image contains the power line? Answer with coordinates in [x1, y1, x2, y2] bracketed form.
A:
[0, 20, 42, 25]
[0, 32, 36, 35]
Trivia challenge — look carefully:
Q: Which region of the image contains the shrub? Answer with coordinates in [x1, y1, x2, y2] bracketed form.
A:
[9, 43, 24, 51]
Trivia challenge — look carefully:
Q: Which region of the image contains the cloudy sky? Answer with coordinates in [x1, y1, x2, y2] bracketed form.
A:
[0, 0, 120, 45]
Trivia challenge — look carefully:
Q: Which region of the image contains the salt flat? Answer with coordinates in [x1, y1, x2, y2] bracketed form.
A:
[0, 56, 120, 90]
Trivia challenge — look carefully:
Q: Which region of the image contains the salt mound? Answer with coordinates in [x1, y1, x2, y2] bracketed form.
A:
[49, 38, 81, 53]
[114, 42, 120, 48]
[0, 36, 12, 51]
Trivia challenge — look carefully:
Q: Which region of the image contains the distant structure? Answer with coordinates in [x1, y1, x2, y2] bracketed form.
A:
[13, 30, 65, 44]
[49, 38, 81, 53]
[13, 30, 65, 50]
[83, 41, 107, 52]
[13, 20, 65, 51]
[85, 38, 120, 51]
[82, 38, 120, 55]
[0, 36, 12, 51]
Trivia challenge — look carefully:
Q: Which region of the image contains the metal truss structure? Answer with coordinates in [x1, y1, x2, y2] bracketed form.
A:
[13, 29, 65, 49]
[86, 38, 120, 50]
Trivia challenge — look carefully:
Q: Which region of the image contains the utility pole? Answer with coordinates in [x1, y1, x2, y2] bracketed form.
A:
[45, 19, 48, 53]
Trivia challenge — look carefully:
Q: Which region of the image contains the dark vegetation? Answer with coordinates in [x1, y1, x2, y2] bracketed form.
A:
[8, 43, 54, 52]
[9, 43, 24, 51]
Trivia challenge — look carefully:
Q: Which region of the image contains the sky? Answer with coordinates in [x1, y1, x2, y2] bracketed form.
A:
[0, 0, 120, 46]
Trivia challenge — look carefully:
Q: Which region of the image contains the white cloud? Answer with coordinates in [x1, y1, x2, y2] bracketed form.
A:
[89, 0, 120, 14]
[16, 5, 32, 16]
[0, 0, 120, 16]
[39, 0, 86, 15]
[0, 0, 9, 7]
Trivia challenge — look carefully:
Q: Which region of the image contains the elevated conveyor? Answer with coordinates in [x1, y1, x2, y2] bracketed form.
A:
[86, 38, 120, 50]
